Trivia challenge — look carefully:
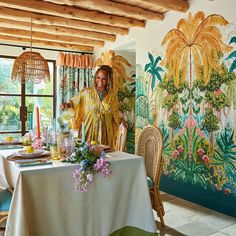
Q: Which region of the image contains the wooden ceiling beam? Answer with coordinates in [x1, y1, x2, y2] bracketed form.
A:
[126, 0, 189, 12]
[0, 18, 116, 42]
[43, 0, 164, 21]
[0, 34, 94, 52]
[0, 0, 145, 28]
[0, 26, 104, 47]
[0, 7, 128, 35]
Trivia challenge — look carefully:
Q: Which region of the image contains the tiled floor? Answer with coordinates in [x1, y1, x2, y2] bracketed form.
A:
[156, 192, 236, 236]
[1, 192, 236, 236]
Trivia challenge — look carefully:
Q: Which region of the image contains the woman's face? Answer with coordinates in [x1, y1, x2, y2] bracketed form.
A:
[95, 69, 108, 91]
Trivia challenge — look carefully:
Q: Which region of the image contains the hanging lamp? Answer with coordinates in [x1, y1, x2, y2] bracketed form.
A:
[11, 18, 50, 83]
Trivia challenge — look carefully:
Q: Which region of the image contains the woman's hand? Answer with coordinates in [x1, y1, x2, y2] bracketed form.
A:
[60, 102, 71, 111]
[121, 119, 128, 129]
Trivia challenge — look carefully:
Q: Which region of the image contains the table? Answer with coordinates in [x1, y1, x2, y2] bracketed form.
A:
[0, 149, 158, 236]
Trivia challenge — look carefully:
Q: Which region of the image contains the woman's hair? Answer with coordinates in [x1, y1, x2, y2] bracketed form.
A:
[93, 65, 113, 91]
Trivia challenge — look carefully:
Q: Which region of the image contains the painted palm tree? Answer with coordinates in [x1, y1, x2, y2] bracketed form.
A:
[95, 50, 133, 94]
[226, 36, 236, 72]
[144, 52, 164, 91]
[162, 11, 231, 87]
[161, 11, 232, 158]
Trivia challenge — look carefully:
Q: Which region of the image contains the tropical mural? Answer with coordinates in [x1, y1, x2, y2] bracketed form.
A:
[95, 50, 136, 153]
[136, 11, 236, 208]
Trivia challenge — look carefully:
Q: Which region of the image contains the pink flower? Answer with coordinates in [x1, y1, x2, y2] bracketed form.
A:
[99, 167, 112, 177]
[72, 169, 81, 180]
[86, 173, 94, 183]
[214, 89, 222, 95]
[202, 155, 209, 164]
[224, 188, 231, 195]
[94, 158, 112, 177]
[178, 146, 184, 153]
[197, 148, 205, 156]
[173, 150, 179, 158]
[94, 158, 106, 171]
[32, 138, 44, 149]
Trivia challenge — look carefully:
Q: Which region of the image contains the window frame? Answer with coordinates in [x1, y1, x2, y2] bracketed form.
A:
[0, 55, 57, 136]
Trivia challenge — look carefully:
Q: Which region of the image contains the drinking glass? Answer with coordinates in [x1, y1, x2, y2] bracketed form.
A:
[50, 145, 61, 160]
[61, 136, 75, 158]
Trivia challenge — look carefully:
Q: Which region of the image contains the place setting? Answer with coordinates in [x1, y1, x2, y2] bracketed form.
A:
[6, 146, 51, 167]
[0, 136, 23, 150]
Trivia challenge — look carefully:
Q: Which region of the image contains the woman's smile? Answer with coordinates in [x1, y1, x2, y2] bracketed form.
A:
[95, 70, 108, 91]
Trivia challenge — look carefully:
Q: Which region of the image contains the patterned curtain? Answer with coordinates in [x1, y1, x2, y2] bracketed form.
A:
[58, 66, 93, 104]
[56, 53, 94, 118]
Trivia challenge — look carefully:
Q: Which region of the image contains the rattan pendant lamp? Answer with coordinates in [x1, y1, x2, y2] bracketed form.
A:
[11, 18, 50, 83]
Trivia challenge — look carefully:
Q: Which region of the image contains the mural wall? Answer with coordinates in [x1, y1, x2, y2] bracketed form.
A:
[136, 11, 236, 216]
[94, 0, 236, 217]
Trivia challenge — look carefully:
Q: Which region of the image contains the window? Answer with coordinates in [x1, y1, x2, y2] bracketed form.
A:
[0, 55, 56, 140]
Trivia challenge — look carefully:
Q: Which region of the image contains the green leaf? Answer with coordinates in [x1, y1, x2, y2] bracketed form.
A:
[144, 63, 151, 72]
[226, 51, 236, 60]
[229, 36, 236, 45]
[193, 106, 200, 114]
[182, 106, 189, 114]
[155, 71, 163, 82]
[148, 52, 154, 64]
[194, 96, 203, 104]
[156, 67, 164, 72]
[229, 60, 236, 72]
[154, 56, 162, 65]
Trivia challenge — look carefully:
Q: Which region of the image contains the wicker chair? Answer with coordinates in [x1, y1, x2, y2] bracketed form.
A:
[115, 123, 127, 152]
[0, 189, 12, 231]
[136, 125, 165, 227]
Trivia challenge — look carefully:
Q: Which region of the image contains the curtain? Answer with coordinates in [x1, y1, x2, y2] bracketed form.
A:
[56, 53, 94, 124]
[57, 52, 94, 104]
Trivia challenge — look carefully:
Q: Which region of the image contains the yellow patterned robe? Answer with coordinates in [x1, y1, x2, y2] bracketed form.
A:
[70, 87, 120, 148]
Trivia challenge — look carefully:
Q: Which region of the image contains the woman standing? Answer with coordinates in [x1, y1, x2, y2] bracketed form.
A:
[61, 65, 121, 148]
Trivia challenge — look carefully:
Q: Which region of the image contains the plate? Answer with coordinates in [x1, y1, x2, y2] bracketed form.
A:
[17, 149, 44, 158]
[0, 140, 22, 145]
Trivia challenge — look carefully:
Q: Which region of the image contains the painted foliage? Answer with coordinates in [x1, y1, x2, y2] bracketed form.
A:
[136, 12, 236, 196]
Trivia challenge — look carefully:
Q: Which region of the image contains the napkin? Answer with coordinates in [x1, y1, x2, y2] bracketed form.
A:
[16, 160, 52, 167]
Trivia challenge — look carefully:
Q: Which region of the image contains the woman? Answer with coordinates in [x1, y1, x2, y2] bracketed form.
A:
[61, 65, 122, 148]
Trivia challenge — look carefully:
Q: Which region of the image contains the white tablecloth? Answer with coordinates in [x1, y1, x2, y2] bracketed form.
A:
[0, 149, 157, 236]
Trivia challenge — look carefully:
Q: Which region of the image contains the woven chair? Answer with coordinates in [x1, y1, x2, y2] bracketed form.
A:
[136, 125, 165, 227]
[0, 189, 12, 231]
[115, 123, 127, 152]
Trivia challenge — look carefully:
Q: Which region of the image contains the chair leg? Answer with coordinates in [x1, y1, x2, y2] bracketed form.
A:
[153, 188, 165, 227]
[156, 189, 165, 216]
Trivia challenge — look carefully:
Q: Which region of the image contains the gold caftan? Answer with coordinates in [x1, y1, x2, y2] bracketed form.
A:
[70, 87, 120, 148]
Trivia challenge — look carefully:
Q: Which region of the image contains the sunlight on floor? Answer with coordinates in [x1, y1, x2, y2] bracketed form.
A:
[155, 192, 236, 236]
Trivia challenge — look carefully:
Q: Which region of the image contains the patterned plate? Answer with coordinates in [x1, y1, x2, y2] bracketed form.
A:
[16, 149, 44, 158]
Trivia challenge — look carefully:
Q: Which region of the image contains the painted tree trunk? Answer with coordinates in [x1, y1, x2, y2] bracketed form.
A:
[210, 131, 214, 157]
[189, 49, 193, 159]
[171, 128, 174, 148]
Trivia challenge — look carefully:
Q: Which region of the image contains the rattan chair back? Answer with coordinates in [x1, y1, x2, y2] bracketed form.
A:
[136, 125, 165, 227]
[137, 125, 163, 184]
